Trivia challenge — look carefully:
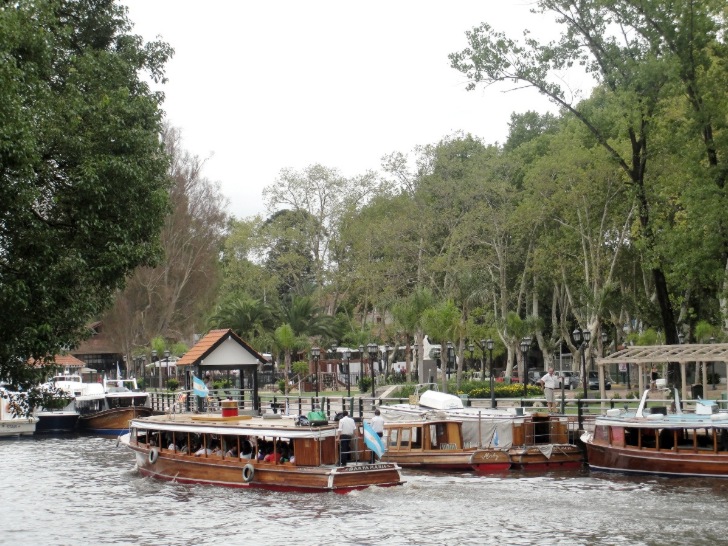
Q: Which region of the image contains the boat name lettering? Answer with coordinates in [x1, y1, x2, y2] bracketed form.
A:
[338, 464, 394, 472]
[439, 443, 457, 450]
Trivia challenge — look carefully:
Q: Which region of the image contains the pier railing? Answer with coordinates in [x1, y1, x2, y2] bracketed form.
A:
[148, 390, 698, 433]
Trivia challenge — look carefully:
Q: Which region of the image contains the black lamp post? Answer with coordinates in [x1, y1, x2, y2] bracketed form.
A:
[487, 339, 495, 408]
[122, 355, 126, 379]
[344, 348, 351, 397]
[710, 336, 716, 389]
[479, 339, 487, 380]
[367, 343, 378, 398]
[151, 349, 157, 389]
[164, 349, 170, 387]
[573, 328, 590, 399]
[520, 337, 531, 397]
[446, 341, 454, 380]
[432, 348, 441, 385]
[468, 343, 475, 372]
[358, 344, 364, 389]
[141, 355, 146, 390]
[311, 346, 320, 399]
[383, 344, 389, 379]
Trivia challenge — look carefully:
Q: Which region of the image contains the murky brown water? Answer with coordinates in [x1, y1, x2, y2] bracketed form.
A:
[2, 434, 727, 545]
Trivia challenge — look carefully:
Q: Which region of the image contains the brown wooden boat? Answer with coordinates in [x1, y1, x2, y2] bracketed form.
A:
[77, 378, 151, 435]
[507, 413, 583, 470]
[583, 391, 728, 477]
[122, 413, 403, 492]
[380, 418, 511, 471]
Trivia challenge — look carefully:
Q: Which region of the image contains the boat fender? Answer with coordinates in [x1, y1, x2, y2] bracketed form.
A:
[242, 463, 255, 483]
[149, 447, 159, 464]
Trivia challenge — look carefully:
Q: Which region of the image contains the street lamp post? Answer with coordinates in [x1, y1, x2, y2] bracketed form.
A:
[367, 343, 378, 398]
[164, 349, 170, 388]
[141, 355, 146, 390]
[358, 344, 364, 389]
[311, 346, 320, 400]
[573, 328, 591, 399]
[486, 339, 495, 408]
[122, 355, 126, 379]
[344, 348, 352, 397]
[151, 350, 157, 389]
[383, 344, 389, 380]
[479, 339, 487, 380]
[468, 343, 475, 373]
[710, 336, 717, 389]
[520, 337, 531, 397]
[446, 341, 454, 381]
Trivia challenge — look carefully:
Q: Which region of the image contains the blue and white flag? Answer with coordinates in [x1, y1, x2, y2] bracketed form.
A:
[192, 374, 209, 398]
[363, 421, 386, 459]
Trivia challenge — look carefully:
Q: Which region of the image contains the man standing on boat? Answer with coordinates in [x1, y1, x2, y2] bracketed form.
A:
[368, 409, 385, 463]
[539, 368, 558, 413]
[338, 411, 356, 466]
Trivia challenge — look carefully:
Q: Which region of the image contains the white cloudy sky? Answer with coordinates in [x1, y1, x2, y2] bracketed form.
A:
[123, 1, 564, 219]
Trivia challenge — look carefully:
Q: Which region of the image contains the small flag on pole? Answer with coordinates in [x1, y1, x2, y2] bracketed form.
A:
[192, 374, 209, 398]
[363, 421, 386, 459]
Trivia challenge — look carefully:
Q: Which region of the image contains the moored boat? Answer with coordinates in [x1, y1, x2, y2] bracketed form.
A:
[583, 389, 728, 478]
[0, 387, 38, 437]
[121, 412, 403, 492]
[506, 413, 583, 470]
[381, 418, 510, 472]
[77, 378, 152, 435]
[34, 373, 84, 433]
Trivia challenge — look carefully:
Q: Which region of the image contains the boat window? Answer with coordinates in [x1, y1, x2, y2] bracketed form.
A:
[429, 426, 438, 449]
[410, 427, 421, 449]
[389, 429, 399, 447]
[400, 428, 411, 448]
[609, 426, 624, 447]
[594, 425, 609, 444]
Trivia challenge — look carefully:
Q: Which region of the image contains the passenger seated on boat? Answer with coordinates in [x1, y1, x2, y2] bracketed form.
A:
[239, 440, 253, 459]
[168, 443, 178, 452]
[195, 441, 218, 457]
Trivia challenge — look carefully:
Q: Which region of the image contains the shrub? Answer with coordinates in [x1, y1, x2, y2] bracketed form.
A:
[359, 376, 372, 392]
[166, 378, 180, 391]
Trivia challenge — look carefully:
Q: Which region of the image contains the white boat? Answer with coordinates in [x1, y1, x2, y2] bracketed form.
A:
[77, 377, 152, 435]
[0, 387, 38, 437]
[34, 373, 88, 433]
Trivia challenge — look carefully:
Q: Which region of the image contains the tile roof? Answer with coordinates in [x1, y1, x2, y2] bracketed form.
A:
[177, 328, 265, 367]
[29, 354, 86, 368]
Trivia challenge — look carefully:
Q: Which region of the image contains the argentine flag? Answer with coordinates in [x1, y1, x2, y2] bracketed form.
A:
[363, 421, 386, 459]
[192, 374, 209, 398]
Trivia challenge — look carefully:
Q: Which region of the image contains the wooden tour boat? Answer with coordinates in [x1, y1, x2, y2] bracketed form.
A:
[583, 389, 728, 477]
[381, 418, 511, 472]
[121, 412, 403, 493]
[504, 413, 583, 471]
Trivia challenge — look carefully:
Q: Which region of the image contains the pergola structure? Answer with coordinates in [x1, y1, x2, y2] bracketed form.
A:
[595, 343, 728, 407]
[177, 328, 266, 412]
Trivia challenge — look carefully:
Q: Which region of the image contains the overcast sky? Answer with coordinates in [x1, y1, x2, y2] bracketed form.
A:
[123, 1, 563, 220]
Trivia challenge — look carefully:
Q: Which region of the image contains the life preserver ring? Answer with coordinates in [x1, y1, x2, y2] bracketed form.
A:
[242, 463, 255, 483]
[149, 447, 159, 464]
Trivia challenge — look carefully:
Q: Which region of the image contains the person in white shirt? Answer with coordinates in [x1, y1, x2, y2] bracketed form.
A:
[369, 409, 385, 463]
[337, 411, 356, 466]
[539, 368, 558, 413]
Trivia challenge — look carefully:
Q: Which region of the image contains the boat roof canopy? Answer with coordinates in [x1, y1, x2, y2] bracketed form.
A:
[596, 343, 728, 366]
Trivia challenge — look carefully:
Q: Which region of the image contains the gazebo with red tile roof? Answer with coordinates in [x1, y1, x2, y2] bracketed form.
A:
[177, 329, 266, 411]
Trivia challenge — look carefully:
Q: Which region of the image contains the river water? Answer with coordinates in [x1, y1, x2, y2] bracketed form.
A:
[2, 434, 727, 546]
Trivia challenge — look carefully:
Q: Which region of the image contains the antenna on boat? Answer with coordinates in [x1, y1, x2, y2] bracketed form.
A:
[635, 389, 650, 418]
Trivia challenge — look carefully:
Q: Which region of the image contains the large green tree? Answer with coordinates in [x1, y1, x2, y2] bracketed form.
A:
[0, 0, 172, 397]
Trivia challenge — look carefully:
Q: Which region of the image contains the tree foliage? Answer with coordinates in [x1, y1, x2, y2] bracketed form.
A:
[0, 0, 172, 395]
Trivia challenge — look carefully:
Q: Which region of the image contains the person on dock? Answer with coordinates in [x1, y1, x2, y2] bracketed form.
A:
[539, 368, 558, 413]
[338, 411, 356, 466]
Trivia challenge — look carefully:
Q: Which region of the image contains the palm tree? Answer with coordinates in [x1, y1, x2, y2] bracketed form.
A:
[208, 296, 275, 344]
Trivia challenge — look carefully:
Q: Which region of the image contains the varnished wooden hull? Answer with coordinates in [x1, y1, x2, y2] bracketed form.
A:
[586, 443, 728, 477]
[469, 449, 512, 473]
[79, 407, 154, 435]
[129, 444, 402, 492]
[382, 449, 482, 470]
[508, 445, 583, 470]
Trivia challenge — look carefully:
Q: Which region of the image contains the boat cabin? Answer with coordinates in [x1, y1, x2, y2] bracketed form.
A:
[386, 420, 465, 452]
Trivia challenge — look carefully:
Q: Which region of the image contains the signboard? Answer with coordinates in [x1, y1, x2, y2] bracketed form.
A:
[619, 363, 627, 372]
